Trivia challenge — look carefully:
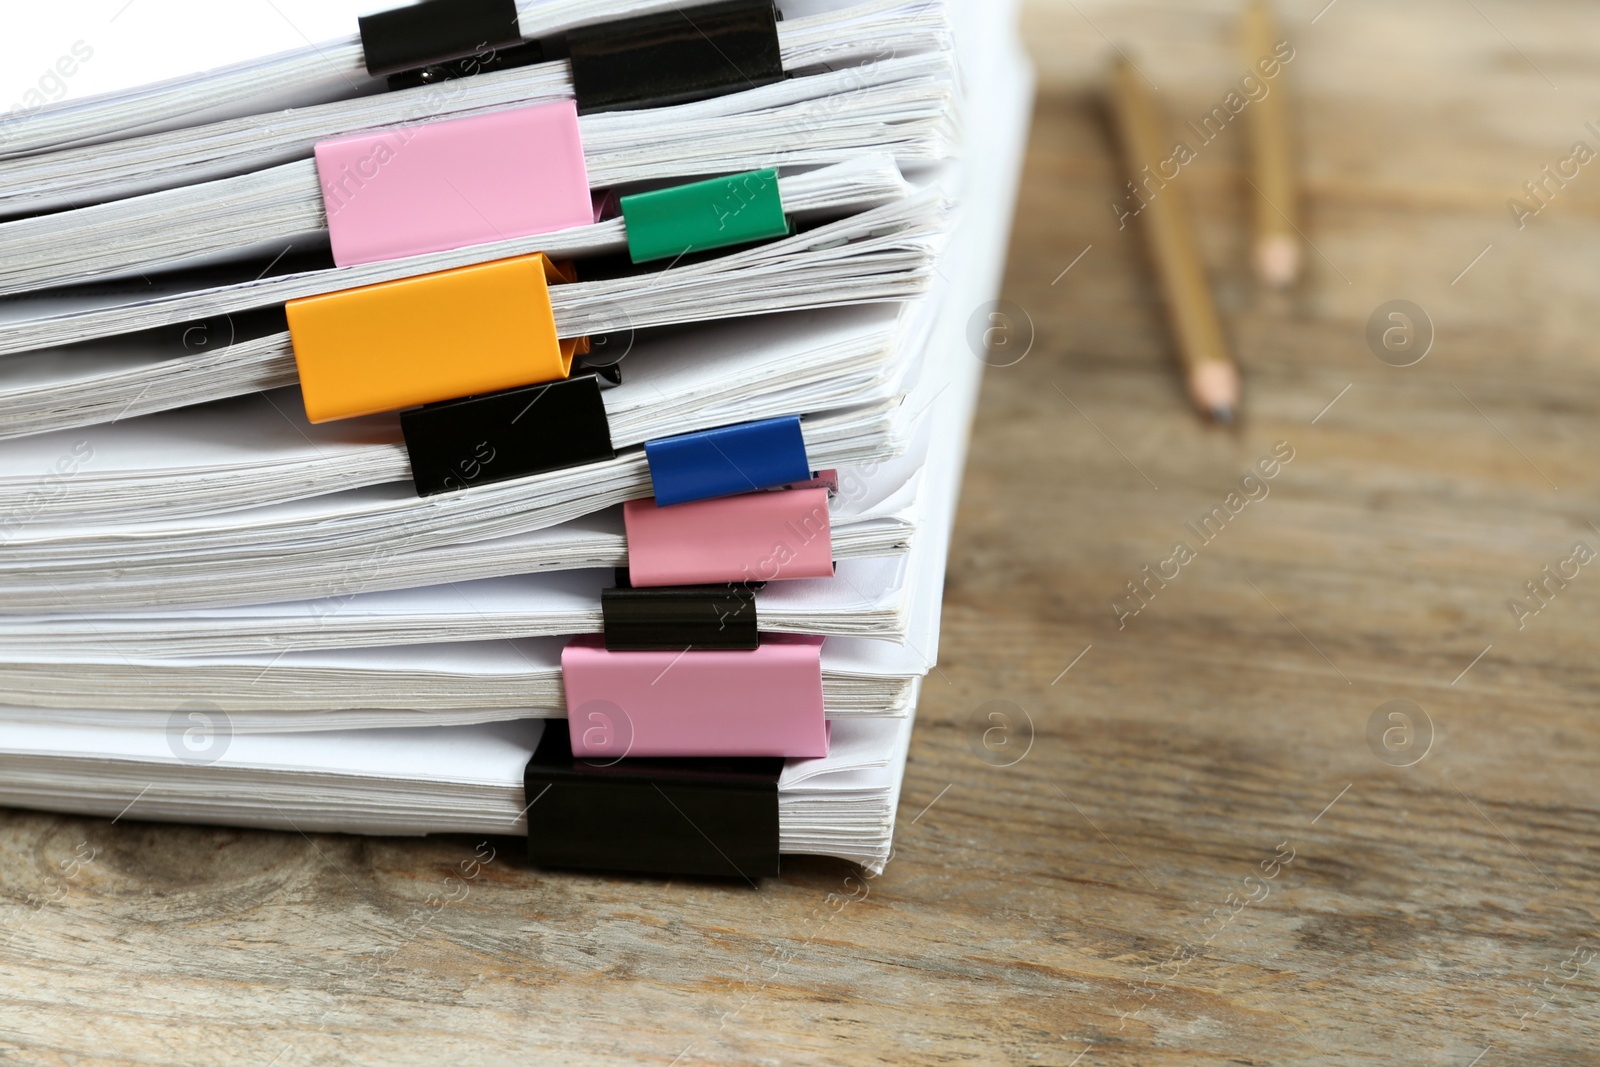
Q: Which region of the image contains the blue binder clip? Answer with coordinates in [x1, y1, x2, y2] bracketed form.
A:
[644, 415, 811, 507]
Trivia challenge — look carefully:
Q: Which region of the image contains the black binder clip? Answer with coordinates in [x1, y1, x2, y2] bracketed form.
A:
[566, 0, 784, 114]
[601, 584, 760, 650]
[524, 726, 782, 878]
[576, 346, 624, 387]
[385, 39, 545, 92]
[359, 0, 524, 78]
[399, 373, 616, 497]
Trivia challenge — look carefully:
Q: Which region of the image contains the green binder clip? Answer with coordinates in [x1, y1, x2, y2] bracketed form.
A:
[620, 168, 791, 264]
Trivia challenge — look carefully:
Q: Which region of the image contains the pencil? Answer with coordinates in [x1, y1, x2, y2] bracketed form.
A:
[1108, 57, 1241, 424]
[1242, 0, 1299, 288]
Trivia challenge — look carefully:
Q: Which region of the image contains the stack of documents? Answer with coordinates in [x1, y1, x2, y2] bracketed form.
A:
[0, 0, 1031, 877]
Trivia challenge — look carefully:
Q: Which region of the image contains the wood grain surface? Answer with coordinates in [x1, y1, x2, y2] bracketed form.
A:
[4, 2, 1600, 1062]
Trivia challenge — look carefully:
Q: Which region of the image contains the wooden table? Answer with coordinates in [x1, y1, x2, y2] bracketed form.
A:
[4, 2, 1599, 1062]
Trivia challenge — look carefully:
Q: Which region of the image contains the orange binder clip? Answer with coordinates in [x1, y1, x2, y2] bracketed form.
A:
[286, 253, 587, 423]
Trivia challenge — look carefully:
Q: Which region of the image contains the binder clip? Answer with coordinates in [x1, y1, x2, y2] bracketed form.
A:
[400, 372, 615, 496]
[623, 487, 834, 587]
[561, 632, 828, 758]
[385, 39, 545, 92]
[567, 0, 784, 114]
[601, 583, 760, 650]
[359, 0, 524, 77]
[314, 101, 590, 267]
[287, 253, 584, 423]
[644, 414, 811, 506]
[621, 168, 790, 264]
[524, 725, 783, 877]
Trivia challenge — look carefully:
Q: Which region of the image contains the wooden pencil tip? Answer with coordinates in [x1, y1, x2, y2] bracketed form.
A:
[1189, 360, 1241, 419]
[1255, 235, 1300, 289]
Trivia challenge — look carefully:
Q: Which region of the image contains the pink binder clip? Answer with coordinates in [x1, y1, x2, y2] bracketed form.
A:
[315, 100, 591, 267]
[622, 487, 834, 588]
[562, 633, 829, 758]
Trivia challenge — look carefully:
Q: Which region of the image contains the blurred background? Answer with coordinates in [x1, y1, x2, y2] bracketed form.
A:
[1016, 0, 1600, 337]
[924, 2, 1600, 1061]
